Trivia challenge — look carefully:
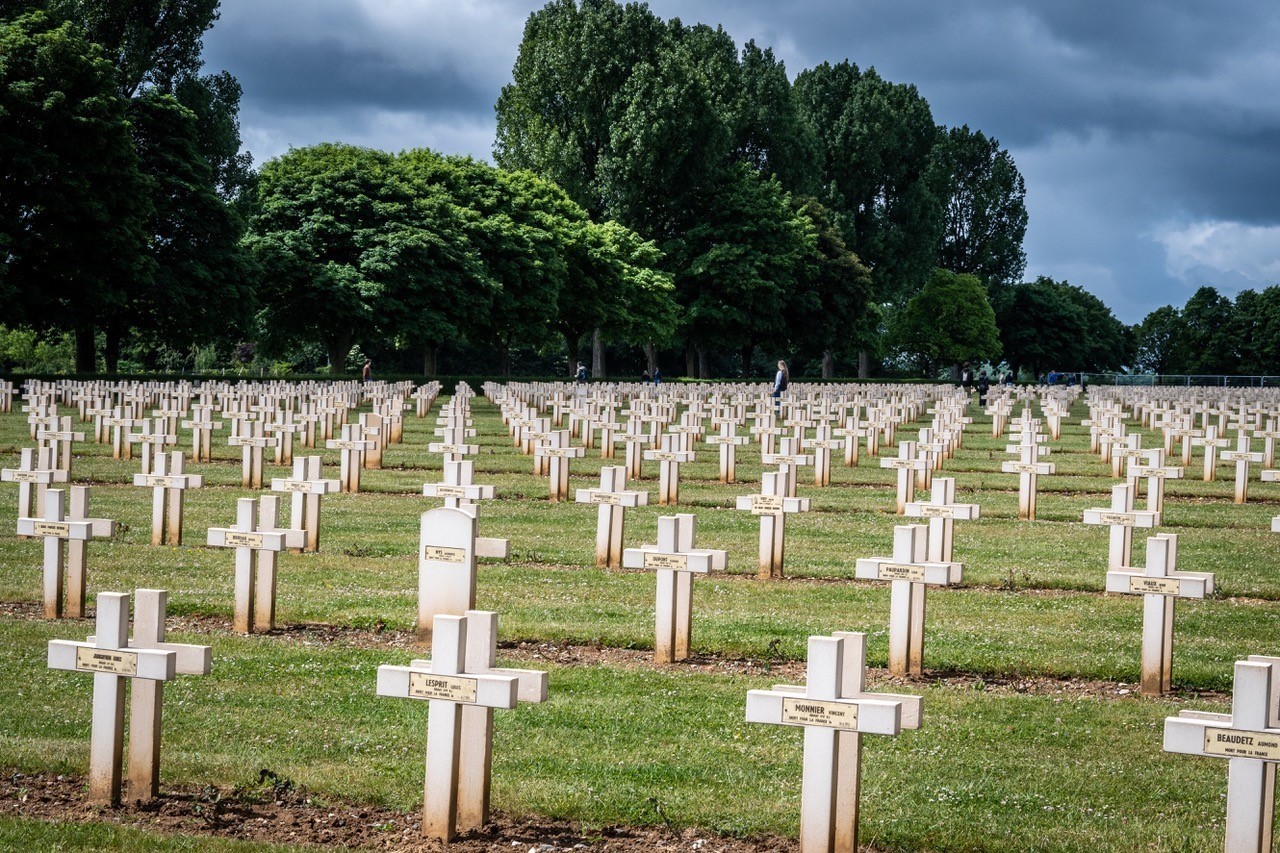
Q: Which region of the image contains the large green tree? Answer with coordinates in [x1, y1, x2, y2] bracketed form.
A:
[0, 11, 149, 370]
[891, 268, 1001, 374]
[1131, 305, 1187, 375]
[994, 277, 1127, 378]
[930, 125, 1028, 290]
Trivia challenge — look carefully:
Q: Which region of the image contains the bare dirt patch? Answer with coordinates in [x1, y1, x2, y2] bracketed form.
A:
[0, 770, 791, 852]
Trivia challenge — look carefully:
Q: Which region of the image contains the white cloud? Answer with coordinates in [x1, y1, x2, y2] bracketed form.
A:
[1155, 220, 1280, 289]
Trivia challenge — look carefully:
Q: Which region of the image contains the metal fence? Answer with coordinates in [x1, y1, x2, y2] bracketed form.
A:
[1081, 374, 1280, 388]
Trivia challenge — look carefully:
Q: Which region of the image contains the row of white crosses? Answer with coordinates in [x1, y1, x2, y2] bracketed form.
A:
[1001, 418, 1055, 520]
[17, 487, 115, 619]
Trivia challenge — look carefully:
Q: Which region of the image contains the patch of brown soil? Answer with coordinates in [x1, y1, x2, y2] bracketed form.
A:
[0, 771, 791, 852]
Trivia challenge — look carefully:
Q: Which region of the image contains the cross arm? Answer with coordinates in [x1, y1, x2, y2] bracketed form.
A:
[745, 689, 903, 736]
[48, 640, 176, 681]
[376, 664, 518, 709]
[16, 518, 93, 539]
[854, 558, 954, 585]
[574, 489, 647, 507]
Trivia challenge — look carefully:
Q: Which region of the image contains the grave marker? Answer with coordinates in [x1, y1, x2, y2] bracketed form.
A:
[206, 498, 294, 633]
[416, 507, 478, 643]
[271, 455, 340, 552]
[132, 451, 203, 546]
[1083, 483, 1159, 570]
[16, 488, 92, 618]
[575, 466, 649, 568]
[1221, 432, 1264, 504]
[855, 525, 954, 676]
[736, 471, 810, 579]
[644, 432, 694, 505]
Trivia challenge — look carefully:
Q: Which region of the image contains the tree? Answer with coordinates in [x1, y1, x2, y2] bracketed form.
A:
[993, 277, 1126, 378]
[1131, 305, 1187, 374]
[793, 62, 943, 306]
[733, 40, 819, 195]
[1179, 286, 1238, 374]
[891, 269, 1001, 374]
[0, 11, 150, 370]
[1233, 287, 1280, 375]
[246, 144, 410, 371]
[930, 125, 1027, 289]
[65, 0, 220, 97]
[783, 197, 874, 377]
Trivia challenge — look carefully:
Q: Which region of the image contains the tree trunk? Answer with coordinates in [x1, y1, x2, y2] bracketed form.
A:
[500, 333, 512, 376]
[644, 342, 657, 375]
[950, 363, 961, 382]
[564, 331, 577, 378]
[741, 344, 752, 378]
[422, 344, 438, 377]
[591, 328, 606, 378]
[75, 324, 96, 373]
[858, 349, 871, 379]
[822, 350, 835, 379]
[326, 329, 352, 373]
[104, 322, 123, 374]
[697, 346, 710, 379]
[685, 340, 697, 379]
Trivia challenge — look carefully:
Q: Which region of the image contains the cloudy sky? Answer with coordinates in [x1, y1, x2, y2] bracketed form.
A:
[202, 0, 1280, 323]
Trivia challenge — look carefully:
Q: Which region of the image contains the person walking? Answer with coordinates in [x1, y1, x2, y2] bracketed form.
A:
[773, 360, 789, 412]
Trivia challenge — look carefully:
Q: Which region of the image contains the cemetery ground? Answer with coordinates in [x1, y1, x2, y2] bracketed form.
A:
[1, 393, 1278, 851]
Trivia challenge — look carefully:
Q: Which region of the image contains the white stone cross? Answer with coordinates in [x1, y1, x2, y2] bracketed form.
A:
[1127, 448, 1183, 519]
[746, 631, 920, 853]
[1221, 432, 1264, 504]
[616, 417, 651, 480]
[326, 423, 375, 493]
[271, 455, 340, 552]
[422, 460, 508, 559]
[128, 418, 177, 477]
[17, 488, 93, 618]
[763, 436, 815, 498]
[428, 424, 478, 465]
[47, 592, 176, 805]
[855, 524, 954, 676]
[622, 514, 726, 662]
[880, 440, 925, 515]
[534, 429, 585, 502]
[706, 419, 749, 484]
[405, 610, 547, 834]
[575, 466, 649, 569]
[132, 451, 203, 546]
[3, 446, 68, 533]
[62, 486, 116, 618]
[803, 424, 843, 487]
[736, 470, 810, 579]
[37, 415, 85, 475]
[644, 432, 695, 505]
[1000, 442, 1055, 520]
[1191, 424, 1231, 482]
[376, 613, 531, 841]
[1164, 658, 1280, 851]
[1105, 534, 1212, 696]
[903, 477, 979, 577]
[228, 418, 277, 489]
[180, 406, 223, 462]
[206, 498, 294, 633]
[1083, 483, 1159, 570]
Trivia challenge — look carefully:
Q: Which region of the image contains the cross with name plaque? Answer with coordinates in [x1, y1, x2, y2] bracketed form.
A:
[534, 429, 585, 502]
[181, 407, 223, 462]
[128, 419, 177, 476]
[1128, 449, 1183, 518]
[3, 446, 68, 532]
[1191, 424, 1231, 482]
[622, 514, 726, 662]
[855, 524, 954, 676]
[1083, 483, 1159, 570]
[880, 440, 925, 515]
[416, 507, 479, 643]
[575, 466, 649, 568]
[206, 498, 294, 633]
[1164, 658, 1280, 851]
[706, 420, 749, 484]
[746, 631, 920, 853]
[803, 424, 843, 487]
[903, 477, 979, 577]
[736, 470, 810, 579]
[326, 423, 375, 493]
[228, 419, 277, 489]
[17, 488, 92, 618]
[644, 432, 695, 505]
[37, 415, 85, 475]
[1000, 443, 1055, 520]
[377, 612, 544, 841]
[763, 436, 815, 498]
[1105, 534, 1213, 696]
[271, 455, 339, 552]
[47, 592, 176, 805]
[1221, 432, 1264, 504]
[132, 451, 203, 546]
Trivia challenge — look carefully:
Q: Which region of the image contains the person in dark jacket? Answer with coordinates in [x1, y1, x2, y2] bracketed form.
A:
[976, 372, 990, 406]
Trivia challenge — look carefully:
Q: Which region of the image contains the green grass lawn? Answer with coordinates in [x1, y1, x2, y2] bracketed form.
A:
[1, 390, 1277, 851]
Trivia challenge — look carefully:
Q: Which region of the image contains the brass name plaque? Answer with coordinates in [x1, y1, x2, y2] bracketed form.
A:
[408, 672, 477, 703]
[649, 452, 681, 461]
[75, 646, 138, 676]
[423, 545, 467, 563]
[146, 476, 175, 488]
[1005, 463, 1042, 474]
[590, 492, 622, 505]
[879, 563, 927, 582]
[11, 471, 42, 483]
[917, 505, 955, 518]
[278, 480, 314, 492]
[1096, 512, 1136, 526]
[539, 447, 573, 457]
[434, 444, 466, 454]
[1204, 728, 1280, 762]
[32, 521, 71, 537]
[752, 495, 785, 514]
[1131, 576, 1181, 596]
[782, 697, 859, 731]
[643, 553, 687, 570]
[433, 486, 468, 498]
[224, 531, 265, 548]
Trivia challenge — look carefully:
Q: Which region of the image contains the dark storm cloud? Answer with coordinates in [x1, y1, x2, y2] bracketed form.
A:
[202, 0, 1280, 323]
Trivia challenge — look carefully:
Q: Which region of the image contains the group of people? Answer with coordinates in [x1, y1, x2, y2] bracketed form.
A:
[960, 363, 1015, 405]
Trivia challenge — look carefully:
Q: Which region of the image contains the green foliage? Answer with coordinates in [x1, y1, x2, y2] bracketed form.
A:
[994, 276, 1127, 376]
[892, 268, 1001, 372]
[1130, 285, 1280, 377]
[930, 125, 1028, 289]
[0, 326, 75, 372]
